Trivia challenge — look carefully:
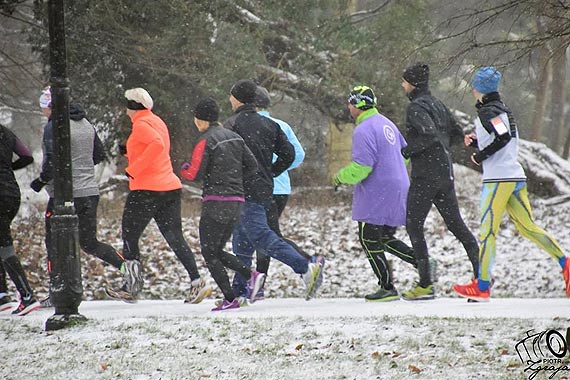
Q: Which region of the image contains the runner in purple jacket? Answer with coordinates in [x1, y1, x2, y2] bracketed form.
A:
[333, 86, 417, 302]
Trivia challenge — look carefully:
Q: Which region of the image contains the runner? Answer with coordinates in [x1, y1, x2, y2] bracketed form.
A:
[454, 67, 570, 301]
[333, 85, 416, 302]
[224, 80, 325, 302]
[180, 97, 264, 311]
[399, 63, 479, 301]
[0, 122, 40, 315]
[252, 86, 309, 300]
[106, 87, 211, 303]
[32, 87, 125, 308]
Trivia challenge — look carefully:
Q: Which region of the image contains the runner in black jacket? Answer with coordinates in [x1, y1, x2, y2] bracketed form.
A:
[223, 109, 294, 203]
[399, 63, 479, 300]
[223, 80, 325, 302]
[0, 123, 41, 315]
[181, 97, 265, 311]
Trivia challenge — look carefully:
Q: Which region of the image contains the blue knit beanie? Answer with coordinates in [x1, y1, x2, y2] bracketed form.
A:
[471, 67, 501, 94]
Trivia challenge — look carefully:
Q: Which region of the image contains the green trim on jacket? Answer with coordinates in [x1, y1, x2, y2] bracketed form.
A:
[356, 108, 379, 125]
[336, 161, 373, 185]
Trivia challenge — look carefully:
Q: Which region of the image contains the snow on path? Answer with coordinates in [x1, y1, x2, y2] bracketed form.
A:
[6, 297, 568, 324]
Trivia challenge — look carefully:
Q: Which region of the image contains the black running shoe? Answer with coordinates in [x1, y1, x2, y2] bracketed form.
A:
[12, 296, 41, 316]
[365, 288, 399, 302]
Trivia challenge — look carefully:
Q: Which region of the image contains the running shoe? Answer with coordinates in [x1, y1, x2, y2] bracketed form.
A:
[365, 287, 399, 302]
[211, 298, 240, 312]
[401, 284, 435, 301]
[185, 278, 213, 304]
[12, 296, 41, 316]
[453, 279, 490, 302]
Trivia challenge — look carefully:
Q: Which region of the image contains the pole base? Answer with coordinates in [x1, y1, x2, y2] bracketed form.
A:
[45, 313, 88, 331]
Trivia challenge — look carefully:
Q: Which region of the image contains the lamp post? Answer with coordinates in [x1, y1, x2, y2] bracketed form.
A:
[44, 0, 86, 331]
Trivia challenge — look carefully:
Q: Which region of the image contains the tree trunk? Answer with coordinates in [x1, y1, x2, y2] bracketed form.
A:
[530, 15, 552, 142]
[562, 107, 570, 158]
[531, 47, 551, 142]
[547, 45, 567, 152]
[530, 52, 552, 142]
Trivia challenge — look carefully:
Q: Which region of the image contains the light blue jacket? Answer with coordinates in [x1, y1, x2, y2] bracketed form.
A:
[258, 110, 305, 195]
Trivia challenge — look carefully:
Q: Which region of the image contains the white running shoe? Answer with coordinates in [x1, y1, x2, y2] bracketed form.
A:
[185, 278, 213, 304]
[122, 260, 143, 296]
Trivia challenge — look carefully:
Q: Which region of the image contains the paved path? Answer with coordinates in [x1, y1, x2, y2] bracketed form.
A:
[4, 297, 568, 323]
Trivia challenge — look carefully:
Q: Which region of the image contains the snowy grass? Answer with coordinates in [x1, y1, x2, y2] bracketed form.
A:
[2, 299, 570, 380]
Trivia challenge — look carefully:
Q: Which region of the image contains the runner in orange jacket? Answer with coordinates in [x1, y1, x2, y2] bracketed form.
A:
[106, 87, 211, 304]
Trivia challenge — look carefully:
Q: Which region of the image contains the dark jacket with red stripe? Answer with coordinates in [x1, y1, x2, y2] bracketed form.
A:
[223, 104, 295, 203]
[181, 124, 257, 197]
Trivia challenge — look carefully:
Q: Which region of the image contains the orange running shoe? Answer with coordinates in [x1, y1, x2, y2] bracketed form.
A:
[453, 279, 490, 302]
[563, 257, 570, 297]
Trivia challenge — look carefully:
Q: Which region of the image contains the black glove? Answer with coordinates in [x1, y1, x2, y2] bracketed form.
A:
[119, 144, 127, 155]
[31, 177, 47, 193]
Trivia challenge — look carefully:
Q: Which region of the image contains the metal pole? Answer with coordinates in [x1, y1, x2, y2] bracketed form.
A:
[45, 0, 86, 331]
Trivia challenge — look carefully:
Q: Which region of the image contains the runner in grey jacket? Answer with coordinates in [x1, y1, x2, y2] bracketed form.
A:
[31, 97, 124, 287]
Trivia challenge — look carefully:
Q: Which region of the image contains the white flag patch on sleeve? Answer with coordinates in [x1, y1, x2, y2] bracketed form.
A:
[491, 116, 508, 136]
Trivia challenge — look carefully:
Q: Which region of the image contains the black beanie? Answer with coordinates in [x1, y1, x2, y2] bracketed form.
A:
[254, 86, 271, 108]
[230, 80, 257, 104]
[403, 63, 430, 88]
[193, 97, 219, 122]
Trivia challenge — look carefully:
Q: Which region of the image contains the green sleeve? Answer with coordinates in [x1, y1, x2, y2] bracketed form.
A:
[336, 161, 373, 185]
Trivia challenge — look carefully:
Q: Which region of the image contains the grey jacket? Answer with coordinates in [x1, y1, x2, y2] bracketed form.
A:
[41, 103, 105, 198]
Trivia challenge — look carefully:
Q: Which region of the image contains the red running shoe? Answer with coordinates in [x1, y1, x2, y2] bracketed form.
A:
[453, 279, 490, 302]
[563, 257, 570, 297]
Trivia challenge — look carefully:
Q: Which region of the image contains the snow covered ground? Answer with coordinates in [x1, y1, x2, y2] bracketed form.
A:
[2, 298, 569, 380]
[4, 164, 570, 379]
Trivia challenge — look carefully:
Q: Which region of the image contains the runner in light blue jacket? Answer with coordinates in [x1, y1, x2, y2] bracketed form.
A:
[253, 86, 310, 299]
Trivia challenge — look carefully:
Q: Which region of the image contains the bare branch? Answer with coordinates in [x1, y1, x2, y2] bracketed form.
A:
[0, 9, 42, 29]
[349, 0, 393, 25]
[0, 49, 43, 85]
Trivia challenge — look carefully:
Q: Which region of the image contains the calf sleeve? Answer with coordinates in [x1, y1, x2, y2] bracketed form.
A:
[0, 246, 34, 300]
[0, 261, 7, 293]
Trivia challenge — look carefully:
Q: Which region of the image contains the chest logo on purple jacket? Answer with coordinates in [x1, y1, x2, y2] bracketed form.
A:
[383, 125, 396, 145]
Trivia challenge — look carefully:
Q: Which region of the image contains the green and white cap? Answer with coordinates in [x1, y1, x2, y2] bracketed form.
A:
[347, 85, 376, 110]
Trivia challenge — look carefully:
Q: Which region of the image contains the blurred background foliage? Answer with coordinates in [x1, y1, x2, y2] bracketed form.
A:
[1, 0, 570, 179]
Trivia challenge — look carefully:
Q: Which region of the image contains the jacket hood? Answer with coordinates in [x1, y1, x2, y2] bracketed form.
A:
[69, 103, 86, 121]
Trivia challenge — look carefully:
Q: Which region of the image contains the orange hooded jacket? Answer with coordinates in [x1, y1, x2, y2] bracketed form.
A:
[125, 109, 182, 191]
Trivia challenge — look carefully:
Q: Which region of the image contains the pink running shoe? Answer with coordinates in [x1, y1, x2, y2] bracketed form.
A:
[211, 299, 240, 312]
[247, 271, 265, 302]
